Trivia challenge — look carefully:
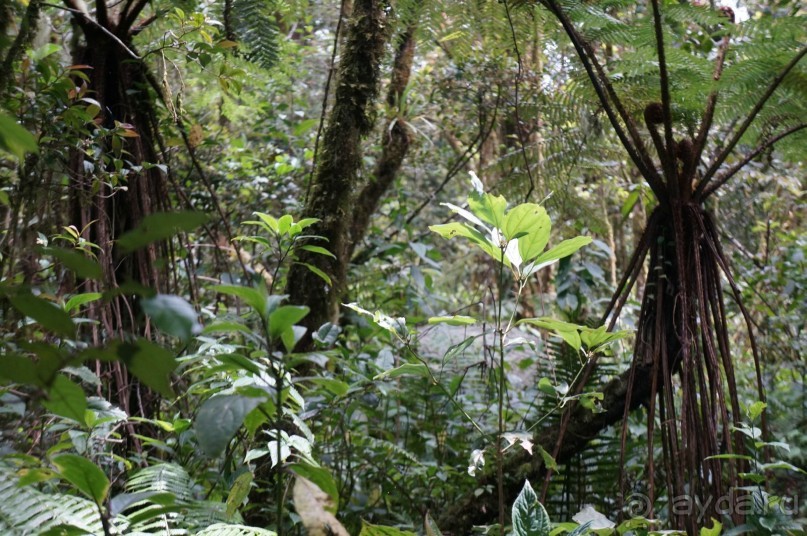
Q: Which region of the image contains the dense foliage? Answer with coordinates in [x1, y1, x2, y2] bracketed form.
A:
[0, 0, 804, 535]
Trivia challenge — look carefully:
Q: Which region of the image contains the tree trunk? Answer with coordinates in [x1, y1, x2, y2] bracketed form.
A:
[286, 0, 389, 339]
[348, 18, 419, 260]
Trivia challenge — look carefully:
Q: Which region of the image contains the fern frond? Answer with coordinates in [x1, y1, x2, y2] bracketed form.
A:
[195, 523, 278, 535]
[231, 0, 282, 70]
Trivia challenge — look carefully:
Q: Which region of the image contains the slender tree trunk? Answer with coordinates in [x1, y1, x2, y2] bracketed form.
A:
[286, 0, 390, 339]
[349, 17, 419, 260]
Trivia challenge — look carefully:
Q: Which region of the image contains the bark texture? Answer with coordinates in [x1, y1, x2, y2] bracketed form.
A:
[286, 0, 390, 337]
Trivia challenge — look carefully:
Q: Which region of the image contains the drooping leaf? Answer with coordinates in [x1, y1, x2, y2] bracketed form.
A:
[64, 292, 103, 313]
[42, 374, 87, 423]
[0, 111, 38, 159]
[373, 363, 430, 381]
[141, 294, 202, 342]
[52, 454, 110, 505]
[8, 290, 75, 337]
[226, 471, 254, 518]
[115, 339, 178, 398]
[117, 211, 209, 252]
[195, 394, 265, 457]
[41, 247, 102, 280]
[210, 284, 267, 318]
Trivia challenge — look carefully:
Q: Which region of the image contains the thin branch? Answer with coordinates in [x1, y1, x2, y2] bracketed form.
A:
[696, 44, 807, 197]
[540, 0, 667, 202]
[692, 27, 731, 166]
[50, 2, 141, 59]
[304, 0, 347, 205]
[503, 0, 536, 201]
[121, 0, 150, 34]
[703, 123, 807, 197]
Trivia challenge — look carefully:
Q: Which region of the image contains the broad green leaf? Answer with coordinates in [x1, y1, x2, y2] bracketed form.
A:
[52, 453, 110, 505]
[512, 480, 551, 536]
[65, 292, 103, 313]
[468, 191, 506, 228]
[226, 471, 254, 517]
[427, 315, 476, 326]
[504, 204, 551, 262]
[277, 214, 293, 235]
[299, 244, 336, 258]
[195, 394, 265, 457]
[360, 521, 417, 536]
[9, 290, 75, 337]
[373, 363, 429, 381]
[268, 305, 309, 340]
[141, 294, 202, 342]
[0, 111, 38, 159]
[115, 339, 178, 398]
[528, 237, 592, 274]
[249, 212, 279, 233]
[215, 353, 263, 375]
[42, 374, 87, 423]
[211, 284, 267, 317]
[42, 247, 103, 280]
[117, 211, 209, 252]
[289, 463, 340, 511]
[579, 326, 630, 351]
[429, 222, 502, 263]
[538, 377, 555, 396]
[0, 353, 45, 387]
[519, 317, 582, 351]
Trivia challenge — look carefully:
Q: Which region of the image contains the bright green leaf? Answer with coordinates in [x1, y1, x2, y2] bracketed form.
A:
[226, 471, 254, 518]
[52, 454, 110, 505]
[512, 479, 551, 536]
[427, 315, 476, 326]
[373, 363, 429, 381]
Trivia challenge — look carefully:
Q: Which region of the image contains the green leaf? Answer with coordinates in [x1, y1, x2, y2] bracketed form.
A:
[536, 444, 558, 471]
[373, 363, 430, 381]
[468, 191, 507, 228]
[699, 519, 722, 536]
[211, 284, 267, 317]
[0, 111, 38, 159]
[40, 524, 93, 535]
[195, 394, 265, 457]
[43, 374, 88, 423]
[289, 463, 340, 511]
[268, 305, 309, 340]
[312, 322, 340, 346]
[424, 512, 444, 536]
[746, 401, 767, 421]
[427, 315, 476, 326]
[306, 377, 349, 396]
[299, 244, 336, 258]
[538, 377, 555, 396]
[360, 521, 417, 536]
[42, 247, 103, 280]
[527, 236, 592, 275]
[8, 290, 75, 337]
[519, 317, 582, 352]
[52, 453, 110, 505]
[115, 339, 178, 398]
[65, 292, 103, 313]
[512, 480, 551, 536]
[300, 262, 332, 285]
[0, 353, 45, 387]
[503, 204, 551, 262]
[429, 222, 502, 263]
[117, 211, 209, 252]
[226, 471, 254, 518]
[141, 294, 202, 342]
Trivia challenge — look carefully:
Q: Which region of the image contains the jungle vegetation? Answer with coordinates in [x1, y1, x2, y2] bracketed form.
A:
[0, 0, 804, 534]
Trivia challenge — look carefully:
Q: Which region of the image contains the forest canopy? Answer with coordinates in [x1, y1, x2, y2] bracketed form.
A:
[0, 0, 805, 535]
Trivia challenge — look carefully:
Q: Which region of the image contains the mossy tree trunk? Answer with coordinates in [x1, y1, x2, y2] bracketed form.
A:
[285, 0, 390, 340]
